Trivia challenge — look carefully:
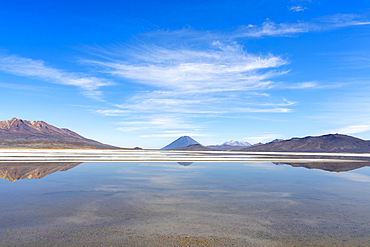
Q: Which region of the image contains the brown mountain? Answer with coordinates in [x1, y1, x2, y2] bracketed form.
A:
[0, 117, 119, 149]
[0, 162, 82, 182]
[238, 134, 370, 153]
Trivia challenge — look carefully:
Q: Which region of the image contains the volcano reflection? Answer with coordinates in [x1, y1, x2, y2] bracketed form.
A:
[177, 162, 194, 166]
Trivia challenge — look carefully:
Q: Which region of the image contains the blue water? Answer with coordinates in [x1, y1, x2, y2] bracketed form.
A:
[0, 161, 370, 246]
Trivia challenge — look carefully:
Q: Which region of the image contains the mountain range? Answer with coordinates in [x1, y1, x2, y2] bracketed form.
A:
[2, 118, 370, 153]
[162, 136, 250, 151]
[207, 140, 251, 151]
[162, 134, 370, 153]
[0, 117, 119, 149]
[222, 140, 251, 146]
[238, 134, 370, 153]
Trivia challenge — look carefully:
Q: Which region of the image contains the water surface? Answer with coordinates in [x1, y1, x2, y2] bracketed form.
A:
[1, 161, 370, 246]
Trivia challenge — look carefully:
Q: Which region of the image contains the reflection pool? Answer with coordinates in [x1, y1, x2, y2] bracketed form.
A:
[0, 161, 370, 246]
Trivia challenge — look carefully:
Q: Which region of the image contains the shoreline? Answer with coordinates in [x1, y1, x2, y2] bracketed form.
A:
[0, 149, 368, 163]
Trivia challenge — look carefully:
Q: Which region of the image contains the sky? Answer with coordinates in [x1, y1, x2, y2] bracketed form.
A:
[1, 0, 370, 148]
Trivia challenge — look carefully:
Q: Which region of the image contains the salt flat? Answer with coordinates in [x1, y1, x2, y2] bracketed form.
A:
[0, 149, 367, 163]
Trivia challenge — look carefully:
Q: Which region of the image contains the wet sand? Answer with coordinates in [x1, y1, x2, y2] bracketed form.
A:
[3, 221, 370, 246]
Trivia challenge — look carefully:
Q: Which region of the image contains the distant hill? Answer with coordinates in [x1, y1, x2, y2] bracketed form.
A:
[207, 140, 251, 150]
[0, 117, 119, 149]
[238, 134, 370, 153]
[161, 136, 201, 150]
[168, 144, 214, 151]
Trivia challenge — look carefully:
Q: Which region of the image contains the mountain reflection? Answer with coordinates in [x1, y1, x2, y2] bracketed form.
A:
[0, 162, 82, 182]
[177, 162, 193, 166]
[273, 161, 370, 172]
[1, 159, 368, 183]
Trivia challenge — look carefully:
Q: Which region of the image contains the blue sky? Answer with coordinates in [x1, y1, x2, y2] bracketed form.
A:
[1, 0, 370, 148]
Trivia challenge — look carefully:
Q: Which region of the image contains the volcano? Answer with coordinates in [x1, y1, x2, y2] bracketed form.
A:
[161, 136, 201, 150]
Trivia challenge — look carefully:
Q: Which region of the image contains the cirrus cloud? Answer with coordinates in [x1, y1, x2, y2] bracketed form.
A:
[0, 54, 112, 99]
[86, 41, 288, 94]
[289, 6, 308, 12]
[334, 125, 370, 134]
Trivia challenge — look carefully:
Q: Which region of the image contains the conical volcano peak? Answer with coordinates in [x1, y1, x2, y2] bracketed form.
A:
[161, 136, 201, 150]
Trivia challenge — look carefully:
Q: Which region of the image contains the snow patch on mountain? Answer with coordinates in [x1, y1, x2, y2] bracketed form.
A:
[222, 140, 251, 146]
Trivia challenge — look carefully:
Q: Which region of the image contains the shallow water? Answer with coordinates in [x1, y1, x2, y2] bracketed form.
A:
[1, 161, 370, 246]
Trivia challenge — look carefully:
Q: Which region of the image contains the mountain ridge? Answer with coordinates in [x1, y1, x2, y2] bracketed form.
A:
[207, 140, 252, 150]
[222, 140, 251, 146]
[238, 134, 370, 153]
[0, 117, 119, 149]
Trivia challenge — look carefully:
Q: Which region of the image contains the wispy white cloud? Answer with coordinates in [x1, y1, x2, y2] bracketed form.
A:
[88, 39, 294, 129]
[83, 13, 370, 103]
[0, 82, 50, 91]
[87, 41, 287, 94]
[314, 88, 370, 136]
[257, 99, 296, 106]
[133, 13, 369, 44]
[315, 13, 370, 28]
[115, 115, 202, 133]
[286, 81, 318, 89]
[233, 13, 370, 38]
[289, 6, 308, 12]
[0, 54, 112, 99]
[96, 90, 293, 117]
[88, 12, 370, 137]
[113, 91, 221, 114]
[232, 20, 312, 38]
[244, 162, 281, 170]
[233, 107, 291, 113]
[330, 172, 370, 183]
[96, 109, 129, 116]
[334, 125, 370, 134]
